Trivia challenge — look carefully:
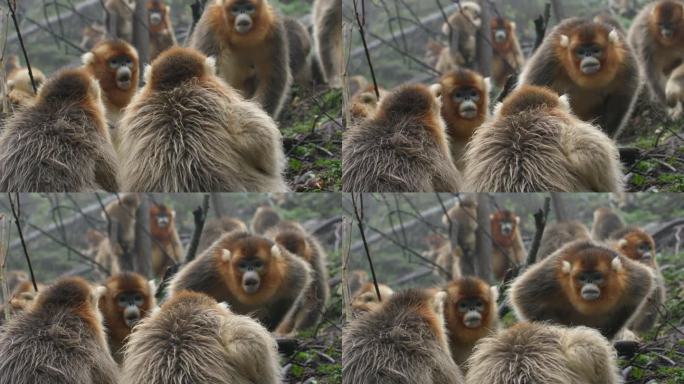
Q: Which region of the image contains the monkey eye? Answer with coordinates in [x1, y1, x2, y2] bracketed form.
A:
[238, 261, 248, 270]
[244, 5, 255, 12]
[458, 302, 468, 311]
[118, 296, 128, 306]
[253, 260, 264, 268]
[109, 60, 119, 69]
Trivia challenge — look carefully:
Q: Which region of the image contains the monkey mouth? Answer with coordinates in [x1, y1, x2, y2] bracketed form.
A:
[661, 29, 674, 39]
[117, 77, 132, 90]
[464, 314, 482, 328]
[459, 107, 478, 119]
[580, 61, 601, 75]
[242, 281, 260, 294]
[494, 31, 507, 43]
[124, 315, 141, 328]
[581, 288, 601, 301]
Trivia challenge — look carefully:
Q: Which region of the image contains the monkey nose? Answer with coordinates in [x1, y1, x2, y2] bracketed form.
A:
[662, 28, 673, 38]
[495, 31, 506, 42]
[242, 278, 260, 293]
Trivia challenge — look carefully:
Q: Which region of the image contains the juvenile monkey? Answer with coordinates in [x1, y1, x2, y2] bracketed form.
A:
[147, 0, 177, 60]
[519, 18, 640, 138]
[150, 204, 184, 277]
[0, 68, 119, 192]
[267, 221, 330, 334]
[99, 272, 156, 363]
[628, 0, 684, 104]
[666, 62, 684, 118]
[119, 47, 288, 192]
[120, 290, 281, 384]
[342, 83, 463, 192]
[105, 0, 135, 43]
[350, 282, 395, 314]
[251, 205, 281, 234]
[463, 85, 624, 192]
[591, 207, 625, 241]
[0, 277, 118, 384]
[313, 0, 342, 86]
[490, 17, 525, 88]
[343, 289, 465, 384]
[444, 277, 498, 369]
[437, 1, 482, 72]
[189, 0, 291, 118]
[490, 210, 527, 280]
[538, 220, 592, 260]
[197, 216, 248, 253]
[95, 194, 140, 276]
[6, 68, 46, 109]
[608, 227, 666, 333]
[168, 231, 312, 330]
[349, 84, 387, 124]
[439, 68, 490, 167]
[509, 240, 655, 339]
[7, 280, 45, 315]
[465, 322, 622, 384]
[443, 199, 478, 258]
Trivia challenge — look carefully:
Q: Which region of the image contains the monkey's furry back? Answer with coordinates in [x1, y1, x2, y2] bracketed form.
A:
[0, 103, 117, 192]
[0, 309, 118, 384]
[119, 78, 288, 192]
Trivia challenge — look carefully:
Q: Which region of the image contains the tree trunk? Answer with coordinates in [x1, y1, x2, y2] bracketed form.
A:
[475, 194, 493, 281]
[551, 192, 568, 221]
[550, 0, 565, 22]
[476, 0, 492, 76]
[211, 193, 226, 218]
[133, 195, 151, 278]
[133, 0, 149, 73]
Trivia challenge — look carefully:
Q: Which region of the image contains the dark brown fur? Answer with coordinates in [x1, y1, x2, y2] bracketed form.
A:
[538, 220, 592, 260]
[591, 207, 625, 241]
[313, 0, 342, 86]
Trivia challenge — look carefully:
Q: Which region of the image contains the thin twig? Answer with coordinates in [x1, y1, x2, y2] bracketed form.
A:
[352, 0, 380, 99]
[350, 193, 382, 302]
[7, 0, 37, 93]
[7, 193, 38, 291]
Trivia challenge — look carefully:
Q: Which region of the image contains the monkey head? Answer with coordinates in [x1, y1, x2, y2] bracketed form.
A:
[145, 47, 215, 92]
[614, 228, 657, 267]
[445, 277, 497, 331]
[558, 242, 629, 315]
[557, 21, 624, 89]
[7, 68, 46, 96]
[100, 272, 155, 330]
[650, 0, 684, 45]
[147, 0, 168, 33]
[150, 204, 175, 237]
[490, 210, 519, 247]
[37, 68, 105, 117]
[350, 85, 386, 122]
[36, 277, 107, 329]
[220, 234, 286, 303]
[221, 0, 273, 41]
[440, 68, 489, 140]
[495, 85, 570, 118]
[377, 83, 444, 126]
[83, 40, 139, 94]
[490, 17, 516, 52]
[458, 2, 482, 29]
[273, 230, 311, 263]
[351, 282, 395, 313]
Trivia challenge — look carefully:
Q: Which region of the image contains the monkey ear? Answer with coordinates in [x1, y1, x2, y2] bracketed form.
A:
[559, 34, 570, 48]
[611, 256, 623, 272]
[510, 22, 516, 31]
[562, 260, 572, 274]
[618, 238, 628, 248]
[143, 64, 153, 85]
[204, 56, 217, 75]
[218, 301, 230, 310]
[559, 94, 572, 112]
[490, 286, 499, 302]
[515, 216, 520, 224]
[484, 77, 492, 95]
[429, 83, 442, 99]
[431, 291, 447, 316]
[271, 244, 283, 260]
[81, 52, 95, 66]
[493, 101, 504, 116]
[148, 279, 157, 295]
[222, 249, 232, 262]
[608, 29, 619, 44]
[94, 285, 107, 300]
[489, 213, 494, 220]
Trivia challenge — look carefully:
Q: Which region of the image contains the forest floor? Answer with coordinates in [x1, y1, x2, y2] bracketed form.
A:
[618, 251, 684, 383]
[619, 94, 684, 192]
[278, 84, 343, 192]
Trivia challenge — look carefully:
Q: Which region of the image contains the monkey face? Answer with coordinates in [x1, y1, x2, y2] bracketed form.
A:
[228, 0, 258, 34]
[452, 86, 481, 119]
[149, 10, 163, 26]
[573, 270, 606, 301]
[653, 1, 684, 42]
[108, 55, 135, 90]
[463, 6, 482, 28]
[619, 234, 655, 264]
[499, 220, 514, 237]
[490, 19, 509, 44]
[155, 210, 170, 229]
[117, 291, 145, 327]
[457, 297, 485, 328]
[235, 257, 265, 294]
[573, 42, 604, 75]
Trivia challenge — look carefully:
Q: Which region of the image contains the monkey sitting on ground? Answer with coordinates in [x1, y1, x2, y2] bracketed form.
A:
[189, 0, 291, 118]
[463, 85, 624, 192]
[120, 290, 281, 384]
[591, 207, 625, 241]
[99, 272, 156, 363]
[519, 17, 640, 138]
[465, 322, 622, 384]
[0, 277, 118, 383]
[349, 84, 387, 124]
[490, 17, 525, 88]
[342, 83, 463, 192]
[168, 231, 312, 330]
[350, 281, 395, 314]
[490, 210, 527, 280]
[343, 289, 465, 383]
[629, 0, 684, 104]
[150, 204, 184, 278]
[537, 220, 592, 260]
[509, 240, 655, 339]
[250, 205, 281, 234]
[119, 47, 288, 192]
[439, 68, 490, 168]
[608, 227, 666, 333]
[197, 216, 248, 253]
[436, 1, 482, 72]
[6, 68, 46, 110]
[105, 0, 135, 43]
[266, 221, 330, 334]
[666, 62, 684, 118]
[313, 0, 342, 87]
[82, 40, 139, 135]
[444, 277, 499, 369]
[147, 0, 177, 60]
[0, 68, 119, 192]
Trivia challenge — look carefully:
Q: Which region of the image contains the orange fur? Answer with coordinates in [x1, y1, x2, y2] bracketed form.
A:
[439, 68, 488, 143]
[147, 0, 170, 34]
[614, 229, 657, 268]
[150, 204, 184, 277]
[650, 1, 684, 47]
[490, 210, 526, 280]
[34, 277, 103, 337]
[84, 40, 139, 110]
[208, 0, 275, 49]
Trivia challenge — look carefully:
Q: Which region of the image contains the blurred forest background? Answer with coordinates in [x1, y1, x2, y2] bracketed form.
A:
[342, 192, 684, 383]
[342, 0, 684, 191]
[0, 192, 343, 383]
[0, 0, 342, 192]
